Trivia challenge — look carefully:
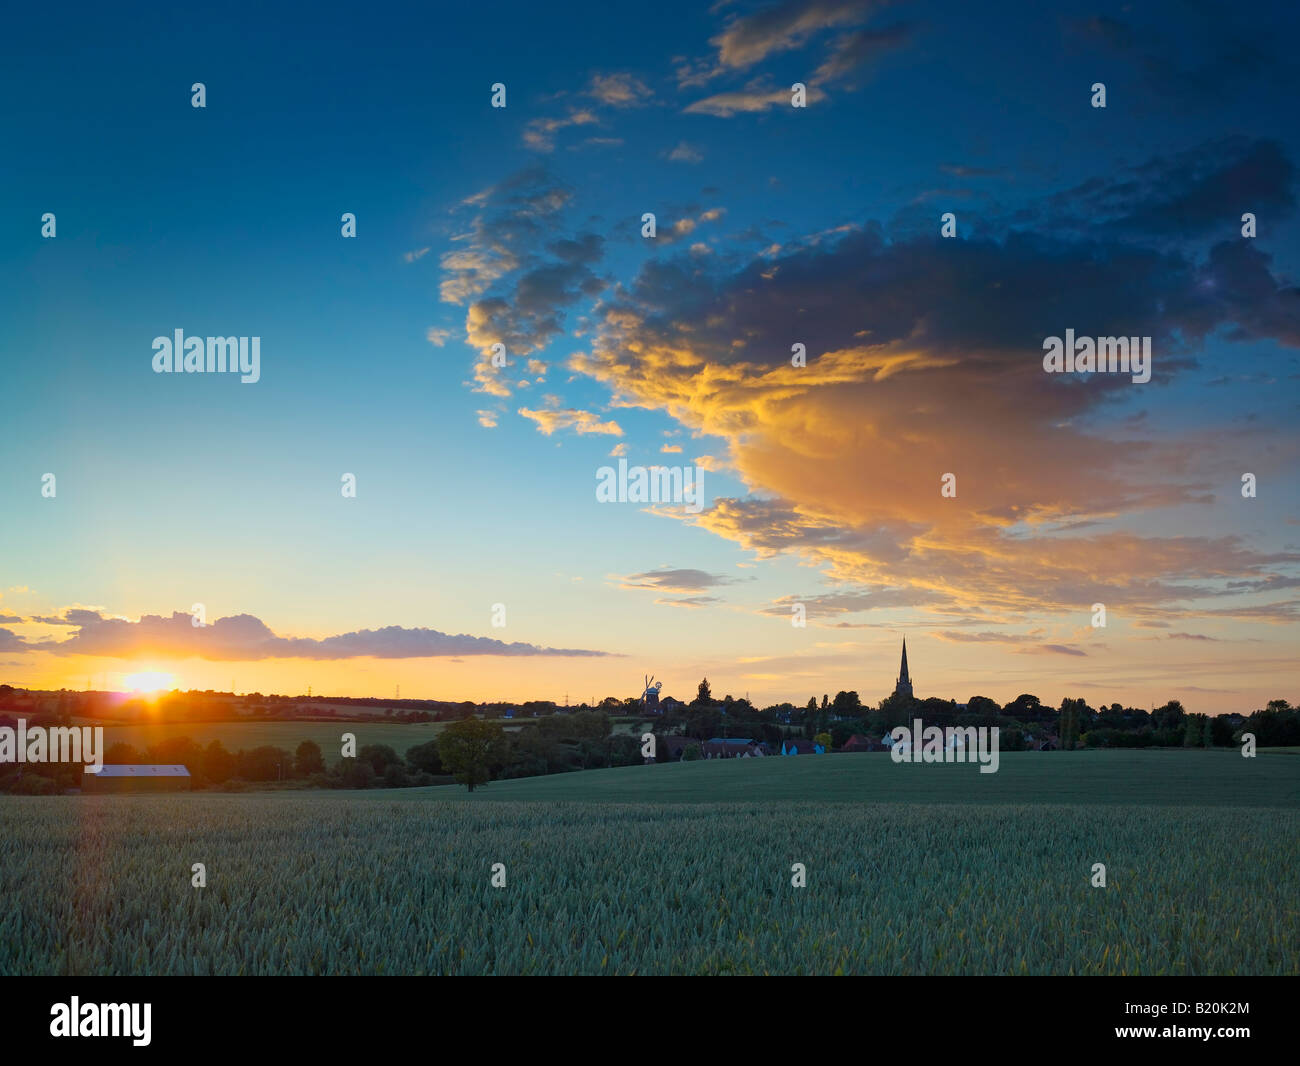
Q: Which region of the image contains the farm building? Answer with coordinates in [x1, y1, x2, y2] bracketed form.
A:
[83, 765, 192, 792]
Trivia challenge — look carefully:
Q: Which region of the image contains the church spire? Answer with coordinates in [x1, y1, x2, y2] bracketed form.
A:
[894, 636, 913, 698]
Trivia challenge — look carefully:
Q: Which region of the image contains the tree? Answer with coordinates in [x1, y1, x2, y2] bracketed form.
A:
[831, 691, 862, 715]
[104, 741, 145, 764]
[1154, 700, 1187, 732]
[358, 744, 401, 775]
[695, 678, 713, 707]
[200, 739, 236, 783]
[294, 739, 325, 776]
[405, 739, 444, 775]
[236, 745, 292, 781]
[1058, 697, 1087, 750]
[438, 718, 505, 792]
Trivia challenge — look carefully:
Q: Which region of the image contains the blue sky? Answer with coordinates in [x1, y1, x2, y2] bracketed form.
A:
[2, 0, 1298, 711]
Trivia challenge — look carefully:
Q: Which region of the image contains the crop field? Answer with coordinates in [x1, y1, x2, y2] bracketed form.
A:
[440, 748, 1300, 806]
[0, 752, 1296, 976]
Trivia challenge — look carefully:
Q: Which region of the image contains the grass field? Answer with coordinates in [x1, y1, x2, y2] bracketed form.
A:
[95, 720, 448, 766]
[0, 751, 1295, 975]
[429, 748, 1300, 806]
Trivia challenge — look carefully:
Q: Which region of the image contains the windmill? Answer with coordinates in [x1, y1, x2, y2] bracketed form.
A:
[641, 673, 662, 711]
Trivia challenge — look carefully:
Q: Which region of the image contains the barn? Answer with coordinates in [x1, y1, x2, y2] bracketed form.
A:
[83, 765, 192, 792]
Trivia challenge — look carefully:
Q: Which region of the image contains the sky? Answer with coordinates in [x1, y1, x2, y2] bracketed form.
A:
[1, 0, 1298, 714]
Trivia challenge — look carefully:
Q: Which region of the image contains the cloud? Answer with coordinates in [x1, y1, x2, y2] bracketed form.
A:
[682, 1, 912, 113]
[656, 207, 728, 245]
[405, 247, 431, 263]
[523, 109, 599, 152]
[567, 149, 1300, 628]
[653, 595, 723, 608]
[585, 72, 653, 107]
[609, 442, 628, 457]
[0, 628, 27, 651]
[426, 327, 453, 347]
[813, 23, 914, 83]
[440, 169, 608, 396]
[1068, 12, 1291, 99]
[668, 141, 704, 163]
[711, 0, 881, 69]
[476, 410, 499, 428]
[1044, 137, 1296, 240]
[685, 83, 827, 116]
[0, 614, 23, 623]
[24, 610, 609, 661]
[622, 568, 738, 592]
[517, 406, 624, 436]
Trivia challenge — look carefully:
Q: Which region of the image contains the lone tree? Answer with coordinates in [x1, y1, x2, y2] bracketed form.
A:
[437, 718, 504, 792]
[694, 677, 713, 707]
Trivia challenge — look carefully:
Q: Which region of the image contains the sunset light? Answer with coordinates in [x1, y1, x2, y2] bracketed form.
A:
[122, 670, 176, 694]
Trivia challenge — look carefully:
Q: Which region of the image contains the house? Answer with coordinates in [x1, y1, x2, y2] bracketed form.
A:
[659, 697, 685, 712]
[83, 765, 192, 792]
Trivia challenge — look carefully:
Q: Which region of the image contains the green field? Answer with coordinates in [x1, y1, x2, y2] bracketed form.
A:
[0, 751, 1295, 975]
[431, 748, 1300, 806]
[95, 720, 448, 766]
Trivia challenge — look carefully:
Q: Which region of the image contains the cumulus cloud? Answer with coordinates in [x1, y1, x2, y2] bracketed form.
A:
[568, 146, 1300, 626]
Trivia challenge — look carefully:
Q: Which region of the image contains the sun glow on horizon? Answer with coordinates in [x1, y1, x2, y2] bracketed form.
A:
[122, 670, 176, 694]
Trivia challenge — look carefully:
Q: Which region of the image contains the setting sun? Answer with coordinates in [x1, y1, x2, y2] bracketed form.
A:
[122, 670, 176, 693]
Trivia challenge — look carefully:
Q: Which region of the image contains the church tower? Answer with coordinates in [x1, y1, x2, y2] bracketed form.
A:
[893, 636, 913, 699]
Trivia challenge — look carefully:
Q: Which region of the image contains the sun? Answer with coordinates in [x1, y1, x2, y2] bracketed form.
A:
[122, 670, 176, 694]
